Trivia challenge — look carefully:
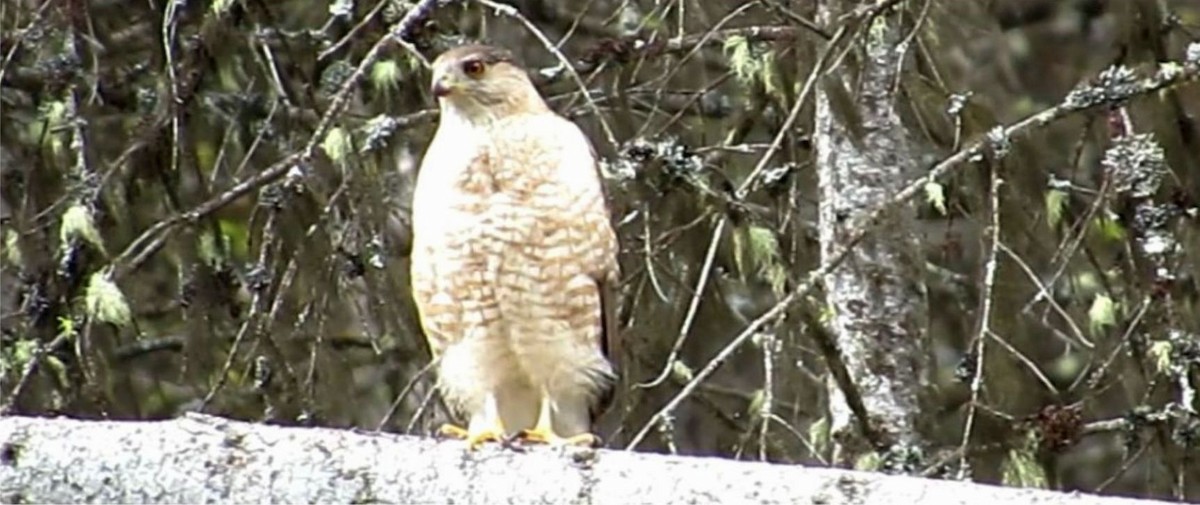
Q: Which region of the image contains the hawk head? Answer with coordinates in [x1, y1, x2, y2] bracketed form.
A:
[429, 44, 548, 123]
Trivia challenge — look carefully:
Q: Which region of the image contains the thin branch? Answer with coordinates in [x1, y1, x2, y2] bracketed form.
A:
[999, 242, 1092, 349]
[376, 357, 439, 432]
[958, 169, 1003, 479]
[986, 329, 1060, 395]
[317, 0, 391, 64]
[637, 216, 724, 389]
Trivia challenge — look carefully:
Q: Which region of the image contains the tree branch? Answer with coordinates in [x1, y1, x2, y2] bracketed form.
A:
[0, 415, 1176, 504]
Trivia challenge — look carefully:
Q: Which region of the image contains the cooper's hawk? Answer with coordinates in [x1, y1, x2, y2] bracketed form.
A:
[410, 44, 619, 449]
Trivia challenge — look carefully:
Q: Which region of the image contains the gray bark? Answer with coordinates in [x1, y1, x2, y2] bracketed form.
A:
[0, 414, 1174, 504]
[815, 2, 932, 457]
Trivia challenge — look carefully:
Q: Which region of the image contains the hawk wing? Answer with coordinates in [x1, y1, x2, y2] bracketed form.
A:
[594, 155, 622, 416]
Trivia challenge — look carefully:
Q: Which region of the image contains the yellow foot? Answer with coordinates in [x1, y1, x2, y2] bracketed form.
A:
[438, 423, 504, 450]
[519, 427, 600, 447]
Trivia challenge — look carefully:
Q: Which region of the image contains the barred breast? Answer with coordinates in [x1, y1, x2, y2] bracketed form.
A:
[484, 114, 617, 434]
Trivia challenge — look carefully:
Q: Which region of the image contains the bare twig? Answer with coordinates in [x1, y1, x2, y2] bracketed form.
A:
[758, 331, 777, 461]
[0, 0, 53, 84]
[637, 217, 724, 389]
[376, 357, 439, 431]
[999, 242, 1092, 349]
[0, 331, 72, 414]
[199, 212, 281, 412]
[957, 169, 1003, 478]
[317, 0, 391, 63]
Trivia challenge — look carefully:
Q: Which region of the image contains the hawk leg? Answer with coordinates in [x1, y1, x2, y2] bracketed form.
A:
[438, 393, 506, 450]
[520, 392, 600, 447]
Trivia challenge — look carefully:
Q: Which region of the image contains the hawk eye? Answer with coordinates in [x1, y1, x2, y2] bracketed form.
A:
[462, 59, 485, 77]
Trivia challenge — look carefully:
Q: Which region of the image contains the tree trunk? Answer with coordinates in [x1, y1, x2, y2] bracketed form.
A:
[815, 1, 932, 463]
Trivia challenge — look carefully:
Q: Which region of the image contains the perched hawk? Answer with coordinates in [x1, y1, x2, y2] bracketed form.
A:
[410, 45, 619, 449]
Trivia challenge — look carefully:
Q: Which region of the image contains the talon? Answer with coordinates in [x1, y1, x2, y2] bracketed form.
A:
[438, 422, 505, 450]
[518, 392, 601, 447]
[520, 428, 600, 447]
[438, 423, 470, 439]
[499, 434, 528, 453]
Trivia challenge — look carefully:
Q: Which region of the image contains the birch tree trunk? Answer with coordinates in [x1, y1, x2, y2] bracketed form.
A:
[815, 1, 933, 464]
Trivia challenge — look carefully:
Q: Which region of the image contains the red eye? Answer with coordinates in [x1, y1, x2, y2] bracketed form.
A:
[462, 59, 484, 77]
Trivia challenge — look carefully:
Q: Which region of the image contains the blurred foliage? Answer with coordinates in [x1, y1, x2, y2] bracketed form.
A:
[1, 0, 1198, 500]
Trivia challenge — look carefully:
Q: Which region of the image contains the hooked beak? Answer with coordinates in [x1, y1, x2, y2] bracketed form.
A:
[431, 72, 456, 98]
